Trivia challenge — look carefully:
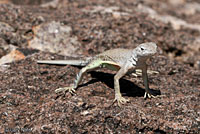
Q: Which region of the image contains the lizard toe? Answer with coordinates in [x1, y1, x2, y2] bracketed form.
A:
[55, 86, 76, 94]
[144, 92, 156, 99]
[55, 87, 65, 93]
[114, 95, 129, 106]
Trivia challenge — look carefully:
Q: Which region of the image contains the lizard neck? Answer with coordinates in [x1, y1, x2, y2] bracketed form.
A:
[129, 52, 138, 66]
[130, 50, 148, 67]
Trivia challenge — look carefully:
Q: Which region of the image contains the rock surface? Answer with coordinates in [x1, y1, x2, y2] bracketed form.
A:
[0, 0, 199, 133]
[29, 21, 82, 57]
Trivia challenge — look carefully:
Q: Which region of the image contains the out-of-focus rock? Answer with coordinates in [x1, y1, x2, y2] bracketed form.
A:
[137, 4, 200, 31]
[0, 22, 15, 33]
[168, 0, 185, 5]
[0, 48, 39, 65]
[0, 49, 25, 65]
[28, 21, 82, 57]
[0, 0, 12, 4]
[85, 6, 130, 19]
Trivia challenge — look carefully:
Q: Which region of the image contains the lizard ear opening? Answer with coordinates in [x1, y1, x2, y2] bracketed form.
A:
[140, 47, 144, 51]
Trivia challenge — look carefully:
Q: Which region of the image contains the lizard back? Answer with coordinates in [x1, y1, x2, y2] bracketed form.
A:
[95, 48, 133, 66]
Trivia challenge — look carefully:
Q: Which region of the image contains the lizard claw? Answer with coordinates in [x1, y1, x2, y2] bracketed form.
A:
[113, 95, 129, 106]
[144, 92, 156, 99]
[132, 69, 159, 77]
[147, 70, 159, 75]
[55, 86, 76, 94]
[144, 89, 162, 99]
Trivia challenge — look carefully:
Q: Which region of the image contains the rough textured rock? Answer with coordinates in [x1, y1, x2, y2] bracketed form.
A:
[0, 0, 199, 133]
[29, 21, 83, 57]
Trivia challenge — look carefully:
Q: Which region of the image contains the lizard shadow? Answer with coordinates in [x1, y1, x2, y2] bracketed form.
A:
[80, 71, 160, 97]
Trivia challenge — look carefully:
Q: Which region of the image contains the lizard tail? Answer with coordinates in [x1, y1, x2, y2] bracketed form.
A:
[37, 59, 89, 66]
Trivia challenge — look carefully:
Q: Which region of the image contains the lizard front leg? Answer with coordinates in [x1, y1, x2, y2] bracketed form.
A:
[113, 66, 130, 106]
[142, 64, 156, 98]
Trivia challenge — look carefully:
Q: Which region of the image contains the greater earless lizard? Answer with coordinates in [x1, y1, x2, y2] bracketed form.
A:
[37, 42, 158, 105]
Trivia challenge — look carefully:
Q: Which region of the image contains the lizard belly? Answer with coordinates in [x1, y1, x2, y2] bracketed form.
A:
[101, 61, 121, 71]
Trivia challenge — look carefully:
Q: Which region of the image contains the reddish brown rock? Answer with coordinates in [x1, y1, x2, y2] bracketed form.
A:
[0, 0, 199, 133]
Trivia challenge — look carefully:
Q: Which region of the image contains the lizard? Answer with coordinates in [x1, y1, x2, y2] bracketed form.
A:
[37, 42, 158, 106]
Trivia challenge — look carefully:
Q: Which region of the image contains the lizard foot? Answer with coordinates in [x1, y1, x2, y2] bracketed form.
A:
[113, 95, 129, 106]
[132, 69, 159, 77]
[144, 89, 161, 99]
[144, 92, 156, 99]
[55, 86, 76, 94]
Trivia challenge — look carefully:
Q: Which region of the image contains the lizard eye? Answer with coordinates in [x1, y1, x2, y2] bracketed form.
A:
[140, 47, 144, 51]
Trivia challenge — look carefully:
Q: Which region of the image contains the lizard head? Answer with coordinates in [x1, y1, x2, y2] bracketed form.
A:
[135, 42, 157, 58]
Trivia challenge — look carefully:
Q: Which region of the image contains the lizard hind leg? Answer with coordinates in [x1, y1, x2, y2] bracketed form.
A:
[55, 59, 103, 94]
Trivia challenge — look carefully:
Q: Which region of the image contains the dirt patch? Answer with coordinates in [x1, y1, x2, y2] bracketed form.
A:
[0, 0, 199, 133]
